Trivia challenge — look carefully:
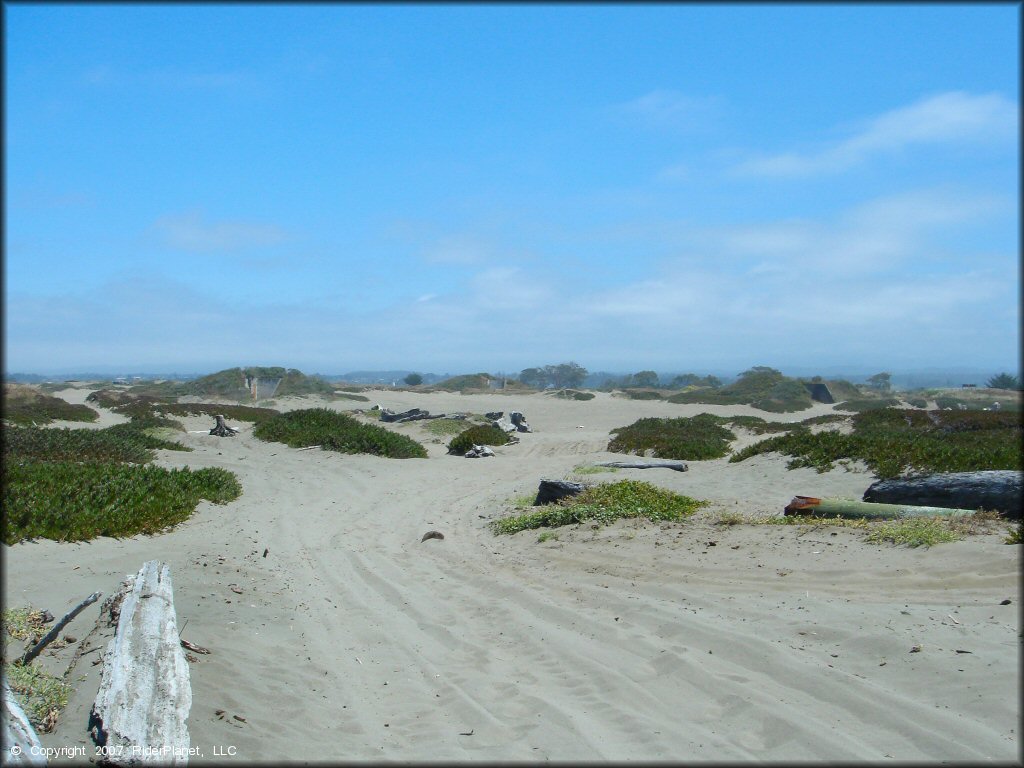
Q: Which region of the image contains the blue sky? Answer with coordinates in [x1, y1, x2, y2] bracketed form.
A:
[4, 3, 1020, 376]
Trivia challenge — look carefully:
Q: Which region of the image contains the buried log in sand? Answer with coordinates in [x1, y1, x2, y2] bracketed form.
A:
[784, 495, 978, 520]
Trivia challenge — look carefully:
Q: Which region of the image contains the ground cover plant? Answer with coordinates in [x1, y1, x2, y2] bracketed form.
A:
[665, 367, 815, 413]
[834, 397, 901, 412]
[154, 402, 280, 422]
[491, 480, 707, 534]
[3, 385, 99, 426]
[448, 424, 511, 455]
[549, 389, 595, 401]
[422, 418, 473, 437]
[3, 423, 188, 464]
[729, 408, 1022, 478]
[608, 414, 737, 460]
[3, 462, 241, 544]
[617, 389, 664, 400]
[253, 407, 427, 458]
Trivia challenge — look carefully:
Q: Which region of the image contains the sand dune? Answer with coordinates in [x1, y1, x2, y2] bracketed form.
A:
[5, 389, 1019, 762]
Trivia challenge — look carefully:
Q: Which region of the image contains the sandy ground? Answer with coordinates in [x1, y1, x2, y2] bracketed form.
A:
[3, 389, 1020, 763]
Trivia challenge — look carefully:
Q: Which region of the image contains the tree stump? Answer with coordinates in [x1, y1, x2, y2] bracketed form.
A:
[209, 415, 237, 437]
[534, 479, 584, 506]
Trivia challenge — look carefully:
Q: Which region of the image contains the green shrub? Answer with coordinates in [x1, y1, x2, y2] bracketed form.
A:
[3, 385, 100, 426]
[491, 480, 706, 535]
[750, 379, 814, 413]
[448, 424, 511, 455]
[608, 415, 736, 460]
[253, 407, 427, 458]
[432, 373, 493, 392]
[334, 393, 370, 402]
[906, 397, 929, 408]
[666, 368, 813, 412]
[2, 462, 241, 543]
[730, 408, 1021, 478]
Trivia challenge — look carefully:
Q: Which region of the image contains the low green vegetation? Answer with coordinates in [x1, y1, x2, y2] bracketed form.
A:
[572, 464, 620, 475]
[3, 423, 187, 464]
[335, 393, 370, 401]
[618, 389, 664, 400]
[152, 402, 280, 422]
[2, 659, 70, 732]
[550, 389, 595, 401]
[864, 518, 962, 548]
[3, 462, 240, 543]
[537, 531, 559, 543]
[1005, 523, 1023, 544]
[448, 424, 511, 455]
[906, 397, 929, 408]
[730, 408, 1021, 478]
[423, 418, 473, 437]
[491, 480, 707, 535]
[608, 414, 737, 460]
[3, 385, 99, 426]
[253, 407, 427, 458]
[666, 367, 816, 413]
[834, 397, 901, 412]
[431, 373, 494, 392]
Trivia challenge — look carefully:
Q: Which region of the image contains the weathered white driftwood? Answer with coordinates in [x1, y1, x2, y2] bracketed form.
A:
[89, 561, 191, 764]
[2, 679, 46, 765]
[595, 461, 688, 472]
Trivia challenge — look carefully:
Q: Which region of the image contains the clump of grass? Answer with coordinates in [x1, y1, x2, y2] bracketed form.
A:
[761, 514, 870, 529]
[491, 480, 707, 535]
[334, 393, 370, 402]
[2, 462, 241, 544]
[3, 423, 187, 464]
[608, 414, 736, 460]
[865, 517, 962, 548]
[571, 464, 620, 475]
[448, 424, 511, 455]
[423, 418, 472, 437]
[1005, 523, 1023, 544]
[906, 397, 929, 409]
[729, 408, 1021, 478]
[253, 407, 427, 458]
[3, 661, 70, 732]
[1, 608, 51, 644]
[537, 531, 559, 543]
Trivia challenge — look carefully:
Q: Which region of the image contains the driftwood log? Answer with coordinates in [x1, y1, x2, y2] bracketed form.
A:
[3, 679, 46, 765]
[379, 408, 445, 423]
[863, 471, 1021, 518]
[20, 591, 101, 666]
[595, 461, 688, 472]
[89, 561, 191, 764]
[785, 496, 977, 520]
[209, 415, 237, 437]
[534, 480, 584, 506]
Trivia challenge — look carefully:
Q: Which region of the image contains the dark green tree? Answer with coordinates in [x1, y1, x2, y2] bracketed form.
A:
[987, 372, 1022, 390]
[403, 373, 423, 386]
[867, 372, 892, 392]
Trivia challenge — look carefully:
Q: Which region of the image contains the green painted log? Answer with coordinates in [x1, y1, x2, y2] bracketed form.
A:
[784, 496, 978, 520]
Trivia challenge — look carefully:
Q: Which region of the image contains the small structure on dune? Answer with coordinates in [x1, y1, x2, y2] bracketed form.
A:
[804, 381, 835, 404]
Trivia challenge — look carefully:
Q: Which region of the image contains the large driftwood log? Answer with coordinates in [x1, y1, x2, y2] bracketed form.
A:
[209, 415, 237, 437]
[534, 480, 584, 506]
[379, 408, 445, 423]
[89, 561, 192, 764]
[3, 679, 46, 765]
[595, 461, 688, 472]
[863, 471, 1021, 518]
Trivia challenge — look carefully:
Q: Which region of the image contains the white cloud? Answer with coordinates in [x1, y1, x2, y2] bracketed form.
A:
[154, 210, 288, 253]
[735, 91, 1018, 176]
[614, 90, 721, 131]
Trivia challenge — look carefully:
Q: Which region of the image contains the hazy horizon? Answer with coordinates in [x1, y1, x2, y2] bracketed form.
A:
[5, 5, 1020, 374]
